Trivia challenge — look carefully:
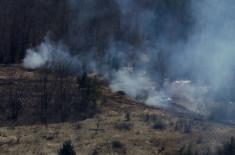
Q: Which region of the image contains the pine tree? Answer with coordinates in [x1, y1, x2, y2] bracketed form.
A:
[58, 140, 76, 155]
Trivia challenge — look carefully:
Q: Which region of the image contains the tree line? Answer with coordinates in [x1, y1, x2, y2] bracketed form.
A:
[0, 0, 69, 63]
[0, 0, 192, 64]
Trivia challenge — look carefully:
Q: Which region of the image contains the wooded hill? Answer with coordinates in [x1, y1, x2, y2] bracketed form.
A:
[0, 0, 192, 63]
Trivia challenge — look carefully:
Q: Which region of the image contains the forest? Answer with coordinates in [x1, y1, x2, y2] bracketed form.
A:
[0, 0, 192, 64]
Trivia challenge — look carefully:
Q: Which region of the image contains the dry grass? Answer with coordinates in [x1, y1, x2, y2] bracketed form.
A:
[0, 65, 234, 155]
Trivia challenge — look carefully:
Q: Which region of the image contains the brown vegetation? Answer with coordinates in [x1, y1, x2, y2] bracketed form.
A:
[0, 65, 99, 126]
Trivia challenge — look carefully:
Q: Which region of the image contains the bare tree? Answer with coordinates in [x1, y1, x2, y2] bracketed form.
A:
[54, 63, 72, 122]
[38, 69, 51, 125]
[6, 70, 23, 125]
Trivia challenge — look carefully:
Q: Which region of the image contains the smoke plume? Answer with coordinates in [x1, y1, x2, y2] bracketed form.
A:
[23, 37, 81, 72]
[23, 0, 235, 121]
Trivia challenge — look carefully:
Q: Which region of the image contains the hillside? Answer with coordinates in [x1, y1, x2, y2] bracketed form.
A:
[0, 65, 234, 155]
[0, 0, 235, 154]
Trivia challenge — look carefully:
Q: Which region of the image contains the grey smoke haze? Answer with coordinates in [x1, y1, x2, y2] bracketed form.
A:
[175, 0, 235, 95]
[184, 0, 235, 119]
[23, 37, 82, 72]
[23, 0, 235, 120]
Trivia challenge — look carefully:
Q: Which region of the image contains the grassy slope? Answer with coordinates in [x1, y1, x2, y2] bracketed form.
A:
[0, 65, 234, 155]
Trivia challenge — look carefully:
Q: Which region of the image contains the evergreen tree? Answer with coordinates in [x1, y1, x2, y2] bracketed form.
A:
[58, 140, 76, 155]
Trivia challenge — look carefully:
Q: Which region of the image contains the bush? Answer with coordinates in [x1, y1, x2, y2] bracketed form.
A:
[58, 140, 76, 155]
[73, 72, 99, 120]
[174, 119, 192, 133]
[152, 120, 166, 130]
[216, 137, 235, 155]
[149, 138, 161, 147]
[114, 122, 132, 131]
[141, 113, 161, 123]
[111, 140, 127, 154]
[178, 145, 195, 155]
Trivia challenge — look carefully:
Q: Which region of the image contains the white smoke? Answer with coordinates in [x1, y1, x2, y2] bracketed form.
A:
[110, 68, 173, 108]
[23, 41, 53, 69]
[167, 81, 213, 115]
[23, 38, 81, 72]
[22, 0, 235, 119]
[110, 68, 159, 100]
[109, 0, 235, 115]
[110, 68, 212, 115]
[164, 0, 235, 117]
[178, 0, 235, 93]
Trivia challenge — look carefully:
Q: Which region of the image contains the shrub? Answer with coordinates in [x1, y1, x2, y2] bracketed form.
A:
[111, 140, 126, 154]
[178, 145, 195, 155]
[216, 137, 235, 155]
[73, 72, 99, 120]
[152, 120, 166, 130]
[174, 119, 192, 133]
[141, 113, 160, 123]
[125, 111, 131, 122]
[149, 138, 161, 147]
[58, 140, 76, 155]
[114, 122, 132, 131]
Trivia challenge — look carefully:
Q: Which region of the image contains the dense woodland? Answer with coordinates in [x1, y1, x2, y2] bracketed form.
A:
[0, 0, 192, 63]
[0, 0, 70, 63]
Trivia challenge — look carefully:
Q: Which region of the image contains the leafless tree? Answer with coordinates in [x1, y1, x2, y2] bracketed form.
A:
[38, 69, 52, 125]
[53, 63, 73, 122]
[6, 70, 24, 125]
